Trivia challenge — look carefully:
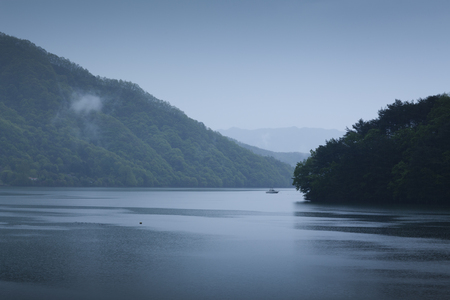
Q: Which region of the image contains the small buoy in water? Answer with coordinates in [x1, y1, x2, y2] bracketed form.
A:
[139, 222, 142, 224]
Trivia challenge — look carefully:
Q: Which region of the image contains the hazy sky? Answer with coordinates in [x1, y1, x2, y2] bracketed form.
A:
[1, 0, 449, 131]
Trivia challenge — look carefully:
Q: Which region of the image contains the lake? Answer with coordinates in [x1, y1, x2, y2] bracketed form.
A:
[1, 187, 449, 300]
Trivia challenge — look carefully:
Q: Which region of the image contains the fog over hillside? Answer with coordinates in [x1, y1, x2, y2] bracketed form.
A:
[218, 127, 345, 153]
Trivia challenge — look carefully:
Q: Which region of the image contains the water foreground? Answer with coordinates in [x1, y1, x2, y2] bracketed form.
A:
[1, 187, 449, 300]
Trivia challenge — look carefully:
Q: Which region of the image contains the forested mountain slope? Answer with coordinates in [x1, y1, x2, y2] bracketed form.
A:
[293, 95, 450, 205]
[0, 33, 293, 187]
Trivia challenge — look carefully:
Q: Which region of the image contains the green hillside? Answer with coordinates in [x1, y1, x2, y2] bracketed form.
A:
[293, 95, 450, 205]
[0, 32, 293, 187]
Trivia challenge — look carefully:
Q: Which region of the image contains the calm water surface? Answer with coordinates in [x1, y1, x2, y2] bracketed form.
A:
[0, 187, 449, 300]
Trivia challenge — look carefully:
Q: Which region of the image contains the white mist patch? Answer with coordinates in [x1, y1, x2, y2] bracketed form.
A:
[261, 132, 271, 149]
[71, 94, 102, 113]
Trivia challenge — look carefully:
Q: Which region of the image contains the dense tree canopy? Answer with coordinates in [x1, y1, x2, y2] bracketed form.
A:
[0, 32, 293, 187]
[293, 95, 450, 205]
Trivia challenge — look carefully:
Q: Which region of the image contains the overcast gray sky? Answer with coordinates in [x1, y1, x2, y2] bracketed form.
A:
[1, 0, 449, 131]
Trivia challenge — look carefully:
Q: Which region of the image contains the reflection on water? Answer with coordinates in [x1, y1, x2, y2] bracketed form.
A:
[293, 203, 450, 300]
[295, 209, 450, 239]
[0, 187, 449, 300]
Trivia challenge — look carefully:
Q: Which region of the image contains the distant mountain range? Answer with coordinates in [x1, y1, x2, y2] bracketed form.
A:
[228, 139, 309, 167]
[218, 127, 345, 153]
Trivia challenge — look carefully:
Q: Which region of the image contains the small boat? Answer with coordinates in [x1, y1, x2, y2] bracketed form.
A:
[266, 188, 279, 194]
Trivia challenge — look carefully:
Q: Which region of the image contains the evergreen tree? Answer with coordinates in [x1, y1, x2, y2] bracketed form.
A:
[293, 95, 450, 205]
